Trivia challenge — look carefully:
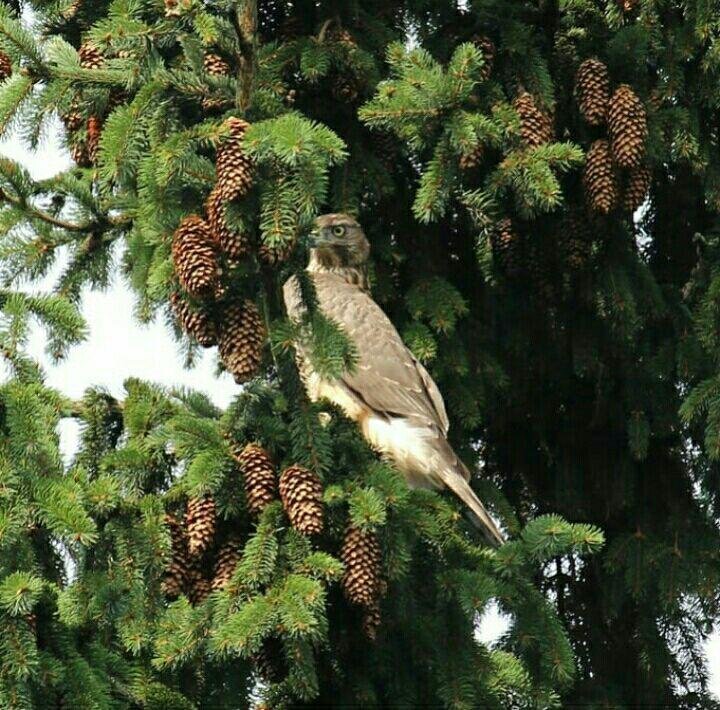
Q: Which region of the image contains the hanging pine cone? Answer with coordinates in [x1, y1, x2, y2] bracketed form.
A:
[459, 144, 483, 171]
[513, 92, 554, 148]
[204, 53, 230, 76]
[186, 562, 212, 605]
[362, 599, 381, 641]
[0, 51, 12, 81]
[171, 215, 219, 298]
[341, 525, 381, 608]
[259, 239, 295, 265]
[234, 443, 277, 516]
[170, 291, 217, 347]
[218, 300, 265, 383]
[575, 58, 610, 126]
[279, 465, 324, 535]
[205, 187, 249, 260]
[623, 164, 651, 213]
[212, 536, 242, 590]
[331, 72, 361, 103]
[560, 213, 593, 272]
[70, 142, 91, 168]
[185, 496, 217, 557]
[86, 115, 102, 163]
[162, 513, 189, 598]
[216, 117, 254, 201]
[490, 218, 522, 276]
[63, 109, 84, 133]
[583, 139, 619, 214]
[253, 637, 288, 683]
[79, 42, 103, 69]
[471, 35, 495, 81]
[608, 84, 648, 169]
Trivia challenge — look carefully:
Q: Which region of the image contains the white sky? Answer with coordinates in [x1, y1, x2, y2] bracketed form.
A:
[1, 123, 718, 700]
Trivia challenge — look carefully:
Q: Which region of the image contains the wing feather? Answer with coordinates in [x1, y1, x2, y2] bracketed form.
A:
[284, 274, 449, 432]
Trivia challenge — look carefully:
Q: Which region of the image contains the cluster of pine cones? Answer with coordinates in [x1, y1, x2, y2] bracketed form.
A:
[61, 43, 118, 167]
[170, 117, 267, 383]
[576, 58, 651, 215]
[162, 443, 385, 640]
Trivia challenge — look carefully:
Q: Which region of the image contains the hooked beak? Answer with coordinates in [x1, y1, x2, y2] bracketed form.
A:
[308, 228, 333, 247]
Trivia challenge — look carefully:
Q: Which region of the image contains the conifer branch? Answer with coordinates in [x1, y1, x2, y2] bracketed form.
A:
[233, 0, 257, 112]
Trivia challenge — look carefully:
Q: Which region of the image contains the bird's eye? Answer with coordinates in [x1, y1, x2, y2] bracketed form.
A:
[331, 225, 346, 237]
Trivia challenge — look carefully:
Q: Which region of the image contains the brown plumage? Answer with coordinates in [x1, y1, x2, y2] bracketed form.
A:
[283, 214, 504, 546]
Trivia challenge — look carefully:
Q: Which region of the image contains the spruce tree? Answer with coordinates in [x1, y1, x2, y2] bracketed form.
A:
[0, 0, 718, 708]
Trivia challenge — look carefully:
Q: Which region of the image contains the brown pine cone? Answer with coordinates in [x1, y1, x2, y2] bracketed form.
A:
[575, 58, 610, 126]
[362, 599, 382, 641]
[79, 43, 103, 69]
[63, 109, 84, 133]
[583, 139, 619, 214]
[170, 291, 217, 347]
[560, 213, 593, 272]
[608, 84, 648, 169]
[185, 496, 217, 557]
[186, 562, 212, 605]
[234, 443, 277, 516]
[341, 525, 381, 608]
[216, 118, 254, 201]
[70, 142, 91, 168]
[623, 164, 651, 213]
[0, 51, 12, 81]
[279, 465, 324, 535]
[526, 242, 556, 304]
[459, 144, 483, 171]
[86, 115, 102, 163]
[205, 187, 249, 260]
[259, 239, 296, 265]
[204, 53, 230, 76]
[490, 218, 522, 276]
[212, 536, 243, 590]
[513, 92, 554, 148]
[162, 513, 189, 598]
[171, 215, 219, 298]
[471, 35, 495, 81]
[218, 300, 265, 383]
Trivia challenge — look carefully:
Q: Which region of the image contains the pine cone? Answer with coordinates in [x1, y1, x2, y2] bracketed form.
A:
[459, 144, 483, 171]
[218, 300, 265, 383]
[331, 73, 361, 103]
[162, 513, 189, 598]
[253, 636, 288, 683]
[259, 239, 295, 265]
[63, 110, 84, 133]
[471, 35, 495, 81]
[575, 58, 610, 126]
[86, 115, 102, 163]
[0, 51, 12, 81]
[362, 599, 381, 641]
[204, 53, 230, 76]
[583, 139, 619, 214]
[526, 242, 556, 303]
[185, 496, 217, 557]
[608, 84, 647, 169]
[205, 187, 249, 260]
[279, 465, 324, 535]
[623, 164, 651, 213]
[171, 215, 219, 298]
[70, 142, 91, 167]
[212, 536, 242, 590]
[490, 218, 522, 276]
[234, 443, 277, 516]
[216, 118, 254, 201]
[186, 562, 212, 605]
[170, 291, 217, 347]
[79, 43, 103, 69]
[513, 92, 554, 148]
[341, 525, 381, 608]
[560, 213, 593, 272]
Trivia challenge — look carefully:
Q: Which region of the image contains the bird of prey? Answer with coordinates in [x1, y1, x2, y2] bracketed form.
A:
[283, 213, 504, 546]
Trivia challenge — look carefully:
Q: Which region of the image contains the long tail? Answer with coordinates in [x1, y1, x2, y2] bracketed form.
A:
[440, 467, 505, 547]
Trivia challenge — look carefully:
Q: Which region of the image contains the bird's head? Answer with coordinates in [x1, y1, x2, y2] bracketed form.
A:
[309, 213, 370, 268]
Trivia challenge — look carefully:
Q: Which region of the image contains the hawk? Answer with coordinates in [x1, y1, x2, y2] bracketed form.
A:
[283, 213, 504, 546]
